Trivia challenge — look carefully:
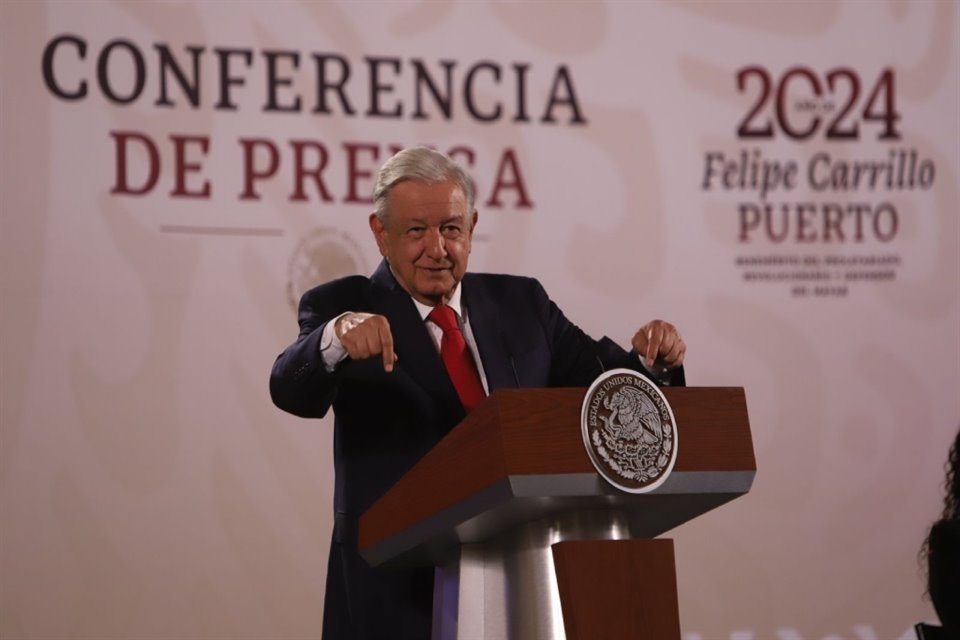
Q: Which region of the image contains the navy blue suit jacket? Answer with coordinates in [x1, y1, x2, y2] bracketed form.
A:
[270, 261, 683, 639]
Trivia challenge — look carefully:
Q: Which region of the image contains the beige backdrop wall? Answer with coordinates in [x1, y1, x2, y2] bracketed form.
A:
[2, 1, 958, 639]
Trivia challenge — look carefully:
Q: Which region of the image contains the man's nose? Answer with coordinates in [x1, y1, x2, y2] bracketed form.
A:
[424, 228, 446, 259]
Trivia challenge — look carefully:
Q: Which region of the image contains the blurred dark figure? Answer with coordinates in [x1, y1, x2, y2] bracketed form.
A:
[923, 427, 960, 639]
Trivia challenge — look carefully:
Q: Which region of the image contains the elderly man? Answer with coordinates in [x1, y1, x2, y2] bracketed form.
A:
[270, 146, 685, 640]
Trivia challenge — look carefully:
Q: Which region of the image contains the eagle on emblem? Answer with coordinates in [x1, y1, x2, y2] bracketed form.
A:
[601, 386, 662, 445]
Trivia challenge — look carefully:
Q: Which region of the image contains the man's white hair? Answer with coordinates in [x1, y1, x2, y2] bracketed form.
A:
[372, 146, 476, 224]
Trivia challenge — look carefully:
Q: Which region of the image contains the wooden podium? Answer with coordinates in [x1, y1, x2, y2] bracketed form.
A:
[359, 387, 755, 640]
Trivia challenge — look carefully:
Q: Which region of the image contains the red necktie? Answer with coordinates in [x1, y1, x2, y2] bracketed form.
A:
[428, 305, 486, 412]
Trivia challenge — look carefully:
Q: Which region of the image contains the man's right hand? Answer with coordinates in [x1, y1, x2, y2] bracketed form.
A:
[335, 313, 397, 372]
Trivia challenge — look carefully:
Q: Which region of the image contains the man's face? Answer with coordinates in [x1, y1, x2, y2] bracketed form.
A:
[369, 180, 477, 306]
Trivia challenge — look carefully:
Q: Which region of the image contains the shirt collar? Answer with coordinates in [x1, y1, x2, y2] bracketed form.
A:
[412, 283, 464, 322]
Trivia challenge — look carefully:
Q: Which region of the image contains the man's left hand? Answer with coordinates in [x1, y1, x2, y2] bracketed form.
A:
[632, 320, 685, 370]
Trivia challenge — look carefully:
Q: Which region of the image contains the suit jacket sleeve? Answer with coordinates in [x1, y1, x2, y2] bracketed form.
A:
[269, 276, 369, 418]
[522, 276, 685, 388]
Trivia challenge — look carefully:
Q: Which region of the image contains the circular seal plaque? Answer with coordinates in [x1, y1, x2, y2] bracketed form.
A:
[580, 368, 678, 493]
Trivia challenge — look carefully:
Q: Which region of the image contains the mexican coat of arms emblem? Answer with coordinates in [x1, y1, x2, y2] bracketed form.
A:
[580, 368, 678, 493]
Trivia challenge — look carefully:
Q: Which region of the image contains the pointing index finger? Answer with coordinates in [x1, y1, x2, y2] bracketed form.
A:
[378, 320, 396, 372]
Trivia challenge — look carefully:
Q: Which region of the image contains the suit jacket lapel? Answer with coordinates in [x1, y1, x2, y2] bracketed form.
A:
[463, 274, 520, 391]
[369, 261, 465, 419]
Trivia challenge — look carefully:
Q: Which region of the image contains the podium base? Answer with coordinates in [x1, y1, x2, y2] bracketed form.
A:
[432, 509, 678, 640]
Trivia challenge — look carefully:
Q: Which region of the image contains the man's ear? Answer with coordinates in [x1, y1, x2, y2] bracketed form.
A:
[369, 213, 388, 257]
[469, 210, 479, 233]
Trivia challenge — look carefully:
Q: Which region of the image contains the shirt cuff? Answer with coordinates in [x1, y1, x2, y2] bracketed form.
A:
[319, 312, 351, 371]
